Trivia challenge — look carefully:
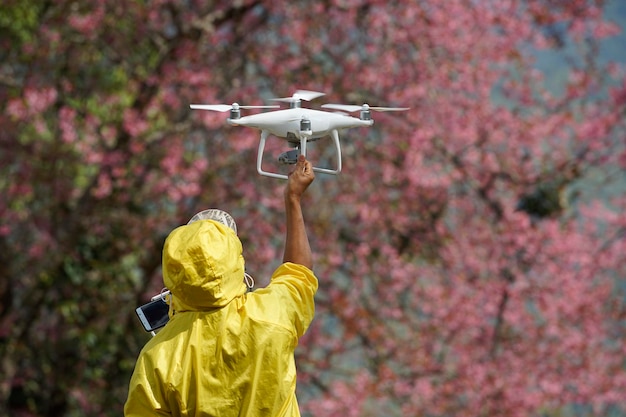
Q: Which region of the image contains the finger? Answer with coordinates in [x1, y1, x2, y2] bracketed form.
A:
[294, 155, 303, 170]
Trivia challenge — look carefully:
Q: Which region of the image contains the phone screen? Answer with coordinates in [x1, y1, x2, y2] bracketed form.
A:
[135, 298, 170, 332]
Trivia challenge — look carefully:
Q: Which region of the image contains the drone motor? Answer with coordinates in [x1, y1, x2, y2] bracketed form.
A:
[230, 103, 241, 120]
[360, 104, 371, 121]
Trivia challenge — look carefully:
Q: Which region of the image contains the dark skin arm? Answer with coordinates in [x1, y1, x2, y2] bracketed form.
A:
[283, 154, 315, 269]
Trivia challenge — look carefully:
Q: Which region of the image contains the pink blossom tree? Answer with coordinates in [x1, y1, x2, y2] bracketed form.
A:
[0, 1, 624, 416]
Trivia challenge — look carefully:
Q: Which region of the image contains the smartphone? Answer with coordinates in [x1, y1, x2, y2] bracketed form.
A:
[135, 297, 170, 332]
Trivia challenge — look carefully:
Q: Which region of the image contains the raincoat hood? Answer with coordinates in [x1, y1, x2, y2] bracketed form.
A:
[162, 220, 246, 312]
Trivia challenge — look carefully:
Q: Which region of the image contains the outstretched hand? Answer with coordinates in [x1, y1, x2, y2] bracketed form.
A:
[283, 154, 314, 268]
[285, 154, 315, 199]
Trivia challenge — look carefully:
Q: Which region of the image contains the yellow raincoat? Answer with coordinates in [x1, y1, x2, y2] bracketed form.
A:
[125, 220, 318, 417]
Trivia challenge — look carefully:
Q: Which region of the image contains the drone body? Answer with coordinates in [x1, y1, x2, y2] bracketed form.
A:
[227, 107, 373, 142]
[190, 90, 408, 179]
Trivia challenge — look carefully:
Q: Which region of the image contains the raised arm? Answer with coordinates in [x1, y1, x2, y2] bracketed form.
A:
[283, 155, 315, 269]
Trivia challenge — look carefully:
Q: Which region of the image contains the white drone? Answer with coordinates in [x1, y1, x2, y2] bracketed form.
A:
[190, 90, 408, 179]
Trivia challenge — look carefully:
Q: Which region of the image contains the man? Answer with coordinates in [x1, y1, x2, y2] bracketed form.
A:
[125, 155, 317, 416]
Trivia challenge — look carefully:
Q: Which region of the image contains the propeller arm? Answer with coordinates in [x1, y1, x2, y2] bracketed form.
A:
[189, 103, 279, 112]
[270, 90, 326, 104]
[321, 103, 410, 112]
[190, 104, 232, 112]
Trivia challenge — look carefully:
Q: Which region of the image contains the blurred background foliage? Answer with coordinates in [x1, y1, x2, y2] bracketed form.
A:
[1, 1, 625, 416]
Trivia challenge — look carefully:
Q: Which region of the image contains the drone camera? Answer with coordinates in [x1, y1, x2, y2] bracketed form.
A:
[278, 149, 300, 165]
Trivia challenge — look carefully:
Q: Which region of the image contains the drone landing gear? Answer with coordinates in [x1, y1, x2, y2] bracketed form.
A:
[256, 129, 342, 180]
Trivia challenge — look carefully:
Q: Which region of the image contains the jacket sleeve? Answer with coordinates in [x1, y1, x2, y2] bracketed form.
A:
[124, 353, 171, 417]
[267, 262, 318, 338]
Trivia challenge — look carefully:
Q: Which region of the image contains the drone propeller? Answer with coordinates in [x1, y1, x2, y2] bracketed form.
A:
[321, 103, 410, 112]
[270, 90, 326, 104]
[190, 103, 279, 112]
